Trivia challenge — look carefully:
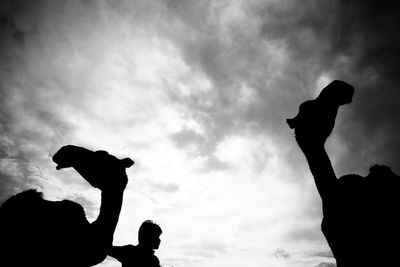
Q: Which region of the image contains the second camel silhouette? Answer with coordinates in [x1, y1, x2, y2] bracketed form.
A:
[288, 81, 400, 266]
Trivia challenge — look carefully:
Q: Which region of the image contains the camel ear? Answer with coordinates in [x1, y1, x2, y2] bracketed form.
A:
[121, 158, 134, 168]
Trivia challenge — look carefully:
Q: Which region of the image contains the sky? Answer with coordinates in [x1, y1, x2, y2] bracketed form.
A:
[1, 0, 399, 266]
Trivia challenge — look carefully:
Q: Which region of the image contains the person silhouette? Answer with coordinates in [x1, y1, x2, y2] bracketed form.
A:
[0, 145, 134, 267]
[288, 82, 400, 266]
[108, 220, 162, 267]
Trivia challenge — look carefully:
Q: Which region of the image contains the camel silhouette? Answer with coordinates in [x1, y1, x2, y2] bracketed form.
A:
[288, 81, 400, 266]
[0, 145, 134, 267]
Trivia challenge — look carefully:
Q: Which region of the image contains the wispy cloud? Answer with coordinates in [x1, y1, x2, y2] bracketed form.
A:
[274, 248, 291, 259]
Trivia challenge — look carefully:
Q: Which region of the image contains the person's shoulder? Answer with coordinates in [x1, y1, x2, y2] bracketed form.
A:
[125, 244, 136, 250]
[126, 244, 142, 255]
[114, 244, 136, 253]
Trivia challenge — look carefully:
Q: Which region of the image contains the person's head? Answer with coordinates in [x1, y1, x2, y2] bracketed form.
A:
[138, 220, 162, 250]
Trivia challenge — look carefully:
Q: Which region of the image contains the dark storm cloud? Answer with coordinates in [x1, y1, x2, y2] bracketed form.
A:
[159, 0, 290, 169]
[331, 0, 400, 175]
[157, 0, 400, 176]
[257, 0, 400, 174]
[0, 0, 194, 206]
[1, 0, 397, 177]
[0, 0, 101, 199]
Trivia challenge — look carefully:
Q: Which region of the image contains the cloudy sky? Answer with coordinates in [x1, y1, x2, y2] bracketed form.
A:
[1, 0, 399, 266]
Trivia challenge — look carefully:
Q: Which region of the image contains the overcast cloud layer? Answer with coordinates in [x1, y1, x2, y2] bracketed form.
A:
[1, 1, 399, 266]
